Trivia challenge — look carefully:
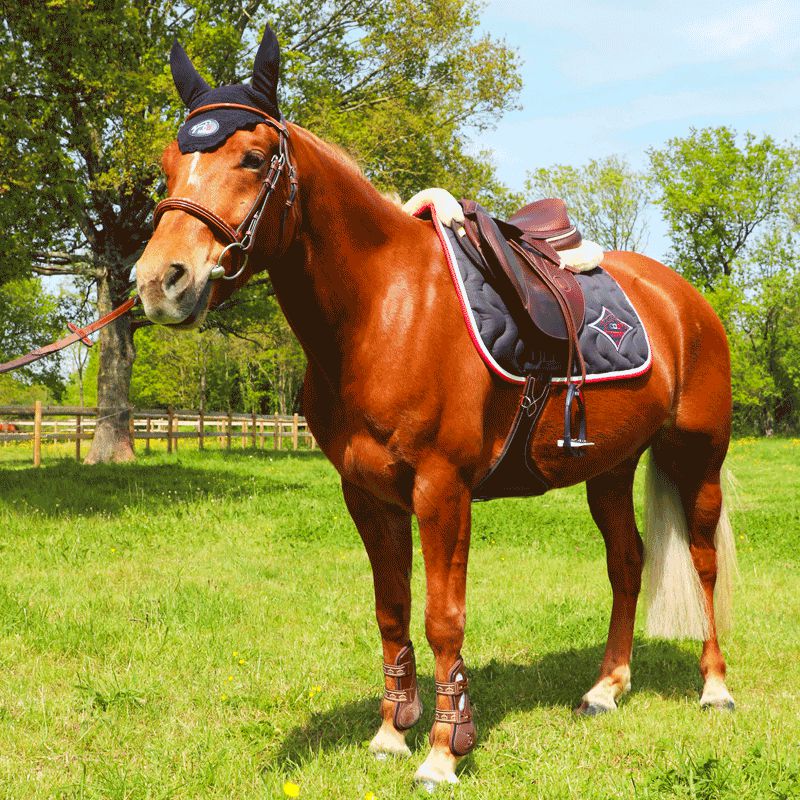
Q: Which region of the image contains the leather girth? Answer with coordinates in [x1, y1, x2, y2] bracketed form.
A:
[473, 375, 552, 501]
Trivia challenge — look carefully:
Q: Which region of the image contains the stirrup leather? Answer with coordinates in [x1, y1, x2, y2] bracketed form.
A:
[382, 642, 422, 731]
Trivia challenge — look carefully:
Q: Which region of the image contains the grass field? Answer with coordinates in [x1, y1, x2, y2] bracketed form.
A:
[0, 437, 798, 799]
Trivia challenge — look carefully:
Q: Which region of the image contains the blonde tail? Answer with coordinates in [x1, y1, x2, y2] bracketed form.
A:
[642, 454, 708, 640]
[712, 470, 737, 635]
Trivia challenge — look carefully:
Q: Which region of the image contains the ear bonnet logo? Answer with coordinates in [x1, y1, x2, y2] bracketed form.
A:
[189, 119, 220, 137]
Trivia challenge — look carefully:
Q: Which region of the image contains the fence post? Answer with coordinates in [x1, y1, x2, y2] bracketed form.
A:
[198, 409, 205, 450]
[259, 418, 265, 449]
[241, 418, 247, 448]
[167, 407, 174, 454]
[292, 413, 299, 450]
[251, 411, 257, 448]
[75, 413, 82, 462]
[226, 411, 232, 450]
[129, 413, 135, 452]
[146, 417, 152, 454]
[33, 400, 42, 467]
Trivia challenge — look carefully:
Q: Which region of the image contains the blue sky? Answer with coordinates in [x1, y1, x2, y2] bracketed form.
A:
[479, 0, 800, 258]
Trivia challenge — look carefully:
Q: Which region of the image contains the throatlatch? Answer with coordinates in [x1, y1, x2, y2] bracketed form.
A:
[383, 642, 422, 731]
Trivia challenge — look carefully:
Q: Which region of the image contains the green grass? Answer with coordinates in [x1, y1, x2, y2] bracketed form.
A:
[0, 438, 798, 799]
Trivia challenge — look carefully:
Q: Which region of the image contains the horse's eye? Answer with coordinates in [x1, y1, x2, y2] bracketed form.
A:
[241, 151, 266, 170]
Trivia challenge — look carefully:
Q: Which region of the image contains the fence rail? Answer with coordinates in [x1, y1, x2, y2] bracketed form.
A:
[0, 402, 315, 466]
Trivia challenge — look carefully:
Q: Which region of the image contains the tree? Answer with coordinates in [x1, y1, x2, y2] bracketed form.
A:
[1, 0, 520, 461]
[525, 155, 650, 251]
[0, 278, 64, 401]
[648, 127, 796, 289]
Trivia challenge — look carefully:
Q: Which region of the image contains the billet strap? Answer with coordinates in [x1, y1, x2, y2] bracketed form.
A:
[0, 296, 138, 375]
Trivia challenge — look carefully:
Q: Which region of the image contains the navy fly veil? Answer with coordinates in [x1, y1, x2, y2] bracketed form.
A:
[171, 25, 281, 153]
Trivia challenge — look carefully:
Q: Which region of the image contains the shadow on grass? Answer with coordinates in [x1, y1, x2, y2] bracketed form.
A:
[269, 638, 700, 769]
[0, 451, 321, 518]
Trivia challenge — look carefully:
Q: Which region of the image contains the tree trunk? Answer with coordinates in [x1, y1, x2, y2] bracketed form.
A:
[85, 265, 136, 464]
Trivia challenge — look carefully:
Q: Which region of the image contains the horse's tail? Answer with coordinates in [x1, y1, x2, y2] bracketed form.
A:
[642, 453, 736, 640]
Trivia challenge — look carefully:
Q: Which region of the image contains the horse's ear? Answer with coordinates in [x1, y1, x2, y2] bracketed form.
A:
[170, 39, 211, 108]
[252, 24, 280, 111]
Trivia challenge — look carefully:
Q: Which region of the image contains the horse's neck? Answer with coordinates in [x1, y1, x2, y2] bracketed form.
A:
[272, 127, 431, 386]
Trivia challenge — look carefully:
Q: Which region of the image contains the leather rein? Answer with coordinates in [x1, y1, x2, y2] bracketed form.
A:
[153, 103, 299, 281]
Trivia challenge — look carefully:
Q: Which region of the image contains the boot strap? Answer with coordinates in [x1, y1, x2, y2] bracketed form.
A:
[435, 707, 473, 724]
[435, 677, 469, 696]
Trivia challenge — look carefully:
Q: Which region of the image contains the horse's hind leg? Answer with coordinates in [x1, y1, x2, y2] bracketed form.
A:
[649, 433, 736, 710]
[342, 480, 421, 758]
[685, 476, 735, 710]
[577, 458, 643, 714]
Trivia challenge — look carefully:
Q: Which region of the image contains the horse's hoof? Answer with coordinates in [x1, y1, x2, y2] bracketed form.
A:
[369, 720, 411, 758]
[700, 678, 735, 712]
[575, 700, 615, 717]
[413, 748, 460, 790]
[701, 698, 735, 712]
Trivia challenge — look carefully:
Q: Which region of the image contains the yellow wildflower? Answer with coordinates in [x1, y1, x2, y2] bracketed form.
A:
[365, 793, 377, 800]
[283, 781, 300, 798]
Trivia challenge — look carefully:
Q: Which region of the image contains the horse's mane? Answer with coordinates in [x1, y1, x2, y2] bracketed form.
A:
[296, 126, 402, 207]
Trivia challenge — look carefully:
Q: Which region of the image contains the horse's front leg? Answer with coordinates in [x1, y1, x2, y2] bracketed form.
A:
[412, 465, 475, 789]
[341, 479, 421, 758]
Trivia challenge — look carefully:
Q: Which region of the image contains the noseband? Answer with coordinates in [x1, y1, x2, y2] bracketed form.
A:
[152, 103, 298, 281]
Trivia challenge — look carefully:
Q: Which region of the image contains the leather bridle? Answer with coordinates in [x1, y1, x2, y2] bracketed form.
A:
[152, 103, 299, 281]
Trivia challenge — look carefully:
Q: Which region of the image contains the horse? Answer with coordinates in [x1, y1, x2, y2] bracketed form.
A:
[0, 422, 18, 433]
[135, 25, 737, 788]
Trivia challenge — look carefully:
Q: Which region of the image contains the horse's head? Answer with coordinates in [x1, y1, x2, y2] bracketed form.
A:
[136, 25, 297, 326]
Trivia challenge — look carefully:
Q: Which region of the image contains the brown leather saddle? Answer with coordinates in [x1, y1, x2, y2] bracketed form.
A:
[458, 198, 592, 458]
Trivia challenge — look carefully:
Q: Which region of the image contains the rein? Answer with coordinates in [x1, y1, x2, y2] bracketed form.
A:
[0, 296, 138, 374]
[152, 103, 298, 281]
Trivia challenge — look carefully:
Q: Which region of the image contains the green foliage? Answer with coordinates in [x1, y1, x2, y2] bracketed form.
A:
[526, 155, 650, 251]
[130, 292, 305, 413]
[648, 127, 797, 288]
[0, 277, 64, 399]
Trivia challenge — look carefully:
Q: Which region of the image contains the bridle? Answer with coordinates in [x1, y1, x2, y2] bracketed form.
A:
[152, 103, 299, 281]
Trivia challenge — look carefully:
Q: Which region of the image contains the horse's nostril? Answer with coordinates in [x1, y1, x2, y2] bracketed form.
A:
[164, 262, 187, 292]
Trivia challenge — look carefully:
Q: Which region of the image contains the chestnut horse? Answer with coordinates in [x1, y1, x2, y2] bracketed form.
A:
[135, 26, 736, 788]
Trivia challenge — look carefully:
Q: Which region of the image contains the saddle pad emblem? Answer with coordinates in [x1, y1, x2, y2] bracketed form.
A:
[189, 119, 220, 137]
[588, 306, 633, 351]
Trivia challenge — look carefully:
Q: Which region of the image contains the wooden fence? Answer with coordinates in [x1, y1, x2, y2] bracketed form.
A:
[0, 402, 315, 466]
